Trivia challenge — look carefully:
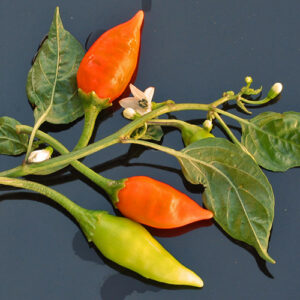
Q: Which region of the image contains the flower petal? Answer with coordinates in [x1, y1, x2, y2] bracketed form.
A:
[120, 97, 145, 112]
[135, 106, 152, 115]
[144, 87, 155, 102]
[130, 84, 145, 99]
[119, 97, 138, 108]
[28, 149, 51, 163]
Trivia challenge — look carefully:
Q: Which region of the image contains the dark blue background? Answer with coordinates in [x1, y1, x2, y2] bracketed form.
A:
[0, 0, 299, 299]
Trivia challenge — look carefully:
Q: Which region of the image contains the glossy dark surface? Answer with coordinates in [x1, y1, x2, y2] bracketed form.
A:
[0, 0, 300, 299]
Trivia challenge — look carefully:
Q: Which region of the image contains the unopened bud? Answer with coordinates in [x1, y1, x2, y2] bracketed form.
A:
[267, 82, 283, 99]
[203, 120, 213, 132]
[245, 76, 253, 85]
[123, 108, 136, 119]
[28, 147, 53, 163]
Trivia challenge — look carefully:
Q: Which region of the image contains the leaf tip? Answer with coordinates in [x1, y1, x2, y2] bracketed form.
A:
[268, 257, 276, 264]
[263, 251, 276, 264]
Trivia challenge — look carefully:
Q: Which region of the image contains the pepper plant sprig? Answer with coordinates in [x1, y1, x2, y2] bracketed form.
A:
[1, 7, 300, 288]
[0, 76, 295, 264]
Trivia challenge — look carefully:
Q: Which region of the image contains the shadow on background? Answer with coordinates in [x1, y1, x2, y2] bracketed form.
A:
[214, 221, 274, 279]
[72, 229, 200, 300]
[147, 219, 213, 238]
[141, 0, 152, 12]
[0, 190, 74, 222]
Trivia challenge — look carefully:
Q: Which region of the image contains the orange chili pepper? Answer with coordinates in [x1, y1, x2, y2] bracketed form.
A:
[77, 10, 144, 102]
[116, 176, 213, 229]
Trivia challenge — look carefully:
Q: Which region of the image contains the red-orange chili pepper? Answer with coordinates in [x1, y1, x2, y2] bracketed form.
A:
[77, 10, 144, 102]
[115, 176, 213, 229]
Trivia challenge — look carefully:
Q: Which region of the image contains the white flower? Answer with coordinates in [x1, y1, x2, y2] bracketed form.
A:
[28, 147, 53, 163]
[119, 84, 155, 116]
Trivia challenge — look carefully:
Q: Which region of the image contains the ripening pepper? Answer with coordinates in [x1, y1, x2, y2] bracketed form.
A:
[105, 176, 214, 229]
[77, 10, 144, 105]
[74, 11, 144, 150]
[84, 210, 204, 287]
[0, 177, 203, 288]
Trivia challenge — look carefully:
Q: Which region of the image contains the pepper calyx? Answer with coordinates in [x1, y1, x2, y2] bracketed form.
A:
[76, 209, 107, 242]
[106, 178, 127, 207]
[78, 88, 111, 111]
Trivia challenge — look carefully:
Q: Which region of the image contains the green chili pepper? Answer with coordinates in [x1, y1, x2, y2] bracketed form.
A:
[0, 177, 203, 288]
[85, 211, 204, 287]
[181, 123, 214, 146]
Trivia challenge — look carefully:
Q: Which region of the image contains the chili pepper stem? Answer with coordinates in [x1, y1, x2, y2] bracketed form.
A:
[74, 105, 101, 150]
[74, 89, 111, 150]
[212, 111, 256, 160]
[210, 94, 234, 107]
[213, 112, 241, 146]
[120, 138, 181, 158]
[0, 176, 98, 240]
[16, 125, 125, 204]
[147, 119, 188, 130]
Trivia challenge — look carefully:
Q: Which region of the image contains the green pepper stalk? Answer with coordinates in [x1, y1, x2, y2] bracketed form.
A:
[0, 103, 246, 178]
[15, 126, 214, 231]
[73, 90, 111, 150]
[0, 176, 203, 287]
[16, 124, 123, 203]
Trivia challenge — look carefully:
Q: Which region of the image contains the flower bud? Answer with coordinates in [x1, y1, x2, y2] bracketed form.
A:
[28, 147, 53, 163]
[123, 107, 137, 119]
[245, 76, 253, 85]
[203, 120, 213, 132]
[267, 83, 283, 99]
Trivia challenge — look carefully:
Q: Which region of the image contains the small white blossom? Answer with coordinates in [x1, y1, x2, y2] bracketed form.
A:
[119, 84, 155, 116]
[28, 147, 53, 163]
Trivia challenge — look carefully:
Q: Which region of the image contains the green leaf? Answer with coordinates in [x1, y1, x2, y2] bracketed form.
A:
[131, 125, 164, 141]
[0, 117, 29, 155]
[141, 125, 164, 141]
[237, 99, 252, 115]
[177, 138, 275, 263]
[26, 7, 85, 125]
[241, 111, 300, 171]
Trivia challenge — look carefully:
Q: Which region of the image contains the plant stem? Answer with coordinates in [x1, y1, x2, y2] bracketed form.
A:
[121, 138, 181, 158]
[0, 177, 82, 220]
[24, 108, 51, 162]
[147, 119, 188, 129]
[213, 112, 256, 160]
[0, 102, 248, 178]
[0, 176, 98, 240]
[214, 108, 249, 124]
[213, 112, 241, 146]
[17, 125, 121, 199]
[74, 104, 101, 150]
[210, 95, 234, 107]
[240, 97, 272, 105]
